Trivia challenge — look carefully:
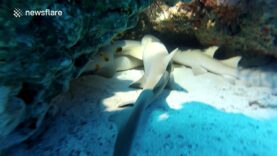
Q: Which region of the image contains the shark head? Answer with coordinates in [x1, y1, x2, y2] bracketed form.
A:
[82, 42, 145, 78]
[112, 40, 143, 60]
[82, 46, 116, 78]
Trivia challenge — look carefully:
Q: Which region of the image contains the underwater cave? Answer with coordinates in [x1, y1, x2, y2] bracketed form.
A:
[0, 0, 277, 156]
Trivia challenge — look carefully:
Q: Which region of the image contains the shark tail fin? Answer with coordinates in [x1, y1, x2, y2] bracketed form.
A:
[220, 56, 242, 68]
[204, 46, 219, 57]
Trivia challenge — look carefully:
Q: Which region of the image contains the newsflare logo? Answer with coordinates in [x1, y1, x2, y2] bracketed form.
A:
[13, 8, 63, 18]
[13, 8, 23, 18]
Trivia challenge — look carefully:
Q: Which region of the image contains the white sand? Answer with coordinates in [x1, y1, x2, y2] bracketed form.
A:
[104, 66, 277, 119]
[8, 66, 277, 156]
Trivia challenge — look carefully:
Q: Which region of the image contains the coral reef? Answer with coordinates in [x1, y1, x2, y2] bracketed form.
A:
[123, 0, 276, 57]
[0, 0, 151, 149]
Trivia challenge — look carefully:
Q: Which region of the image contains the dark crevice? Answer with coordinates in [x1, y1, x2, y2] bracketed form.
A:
[74, 54, 89, 68]
[16, 83, 43, 105]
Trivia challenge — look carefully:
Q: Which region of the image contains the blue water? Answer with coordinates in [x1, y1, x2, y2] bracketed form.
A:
[6, 95, 277, 156]
[133, 102, 277, 156]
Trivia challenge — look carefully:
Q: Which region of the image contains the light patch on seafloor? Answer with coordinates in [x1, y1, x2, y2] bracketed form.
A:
[102, 90, 141, 112]
[164, 66, 277, 119]
[166, 91, 189, 110]
[93, 66, 277, 119]
[157, 112, 169, 121]
[9, 64, 277, 156]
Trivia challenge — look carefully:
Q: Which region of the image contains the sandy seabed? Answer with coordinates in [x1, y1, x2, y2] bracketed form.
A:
[8, 66, 277, 156]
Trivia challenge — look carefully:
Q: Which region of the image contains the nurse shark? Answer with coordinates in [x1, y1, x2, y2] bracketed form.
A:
[111, 35, 181, 156]
[83, 36, 241, 81]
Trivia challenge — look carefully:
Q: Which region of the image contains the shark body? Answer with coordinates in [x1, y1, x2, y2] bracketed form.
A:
[173, 47, 241, 79]
[83, 35, 241, 81]
[82, 35, 161, 78]
[112, 36, 178, 156]
[82, 45, 143, 78]
[113, 35, 160, 60]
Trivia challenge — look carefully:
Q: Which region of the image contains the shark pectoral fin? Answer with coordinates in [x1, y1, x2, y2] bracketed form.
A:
[117, 99, 136, 108]
[191, 66, 207, 75]
[220, 56, 242, 68]
[129, 75, 145, 89]
[118, 103, 134, 108]
[204, 46, 219, 57]
[109, 107, 134, 130]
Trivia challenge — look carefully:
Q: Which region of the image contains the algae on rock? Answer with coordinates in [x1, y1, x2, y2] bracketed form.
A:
[0, 0, 152, 149]
[123, 0, 276, 57]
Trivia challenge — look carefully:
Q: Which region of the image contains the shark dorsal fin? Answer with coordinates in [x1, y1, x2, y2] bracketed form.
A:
[220, 56, 242, 68]
[165, 48, 179, 65]
[203, 46, 219, 57]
